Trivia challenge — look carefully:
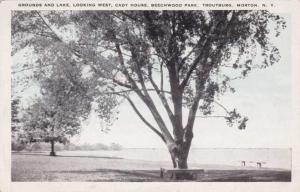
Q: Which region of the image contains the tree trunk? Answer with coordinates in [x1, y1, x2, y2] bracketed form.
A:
[168, 141, 194, 180]
[49, 140, 56, 156]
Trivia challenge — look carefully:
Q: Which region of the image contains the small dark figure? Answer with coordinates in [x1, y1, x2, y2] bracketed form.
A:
[257, 162, 262, 168]
[242, 161, 246, 167]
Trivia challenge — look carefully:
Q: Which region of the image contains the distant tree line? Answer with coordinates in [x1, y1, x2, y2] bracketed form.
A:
[12, 142, 123, 152]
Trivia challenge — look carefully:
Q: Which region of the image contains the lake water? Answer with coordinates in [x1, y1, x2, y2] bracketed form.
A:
[61, 148, 291, 169]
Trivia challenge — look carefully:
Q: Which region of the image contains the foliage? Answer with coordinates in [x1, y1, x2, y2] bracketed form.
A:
[20, 71, 92, 144]
[11, 141, 27, 151]
[11, 97, 21, 139]
[12, 10, 286, 169]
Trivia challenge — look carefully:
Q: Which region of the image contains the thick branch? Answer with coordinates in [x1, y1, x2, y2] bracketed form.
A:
[102, 88, 171, 95]
[184, 52, 214, 132]
[114, 42, 144, 97]
[179, 39, 210, 91]
[148, 65, 175, 125]
[126, 97, 166, 143]
[185, 45, 230, 134]
[185, 93, 202, 131]
[179, 13, 232, 91]
[179, 38, 202, 69]
[160, 63, 164, 92]
[167, 62, 185, 144]
[115, 42, 174, 144]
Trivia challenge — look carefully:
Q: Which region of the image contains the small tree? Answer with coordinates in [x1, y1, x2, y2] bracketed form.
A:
[22, 72, 91, 156]
[11, 97, 28, 151]
[23, 99, 74, 155]
[11, 97, 21, 139]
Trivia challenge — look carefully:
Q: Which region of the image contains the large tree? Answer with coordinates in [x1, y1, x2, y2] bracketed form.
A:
[12, 10, 286, 175]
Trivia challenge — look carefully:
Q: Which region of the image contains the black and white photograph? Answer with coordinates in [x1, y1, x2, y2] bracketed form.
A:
[5, 5, 295, 184]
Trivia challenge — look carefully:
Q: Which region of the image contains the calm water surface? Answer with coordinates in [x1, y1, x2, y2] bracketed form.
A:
[60, 148, 291, 169]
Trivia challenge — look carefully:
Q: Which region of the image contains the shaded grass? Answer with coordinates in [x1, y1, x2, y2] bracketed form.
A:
[11, 152, 291, 182]
[199, 170, 291, 182]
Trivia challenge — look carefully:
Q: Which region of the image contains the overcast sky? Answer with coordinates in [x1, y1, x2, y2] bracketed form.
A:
[13, 13, 291, 149]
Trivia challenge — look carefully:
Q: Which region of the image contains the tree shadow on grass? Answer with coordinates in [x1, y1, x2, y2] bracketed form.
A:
[50, 169, 291, 182]
[201, 170, 291, 182]
[50, 169, 163, 182]
[12, 152, 123, 159]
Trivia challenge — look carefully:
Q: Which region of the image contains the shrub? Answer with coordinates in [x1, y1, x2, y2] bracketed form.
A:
[11, 142, 26, 151]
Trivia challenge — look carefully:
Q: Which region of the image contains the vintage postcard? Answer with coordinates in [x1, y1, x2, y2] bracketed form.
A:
[0, 0, 300, 192]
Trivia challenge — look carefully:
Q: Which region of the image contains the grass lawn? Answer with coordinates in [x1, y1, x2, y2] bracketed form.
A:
[11, 151, 291, 182]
